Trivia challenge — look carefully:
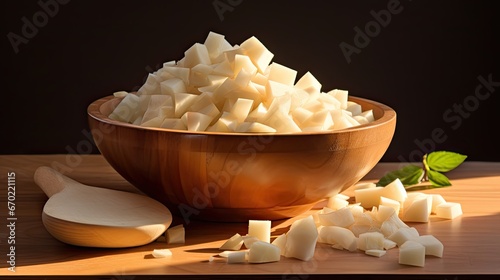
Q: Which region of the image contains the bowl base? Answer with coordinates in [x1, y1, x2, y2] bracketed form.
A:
[168, 203, 318, 223]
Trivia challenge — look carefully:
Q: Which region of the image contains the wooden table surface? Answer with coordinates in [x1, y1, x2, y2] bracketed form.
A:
[1, 155, 499, 279]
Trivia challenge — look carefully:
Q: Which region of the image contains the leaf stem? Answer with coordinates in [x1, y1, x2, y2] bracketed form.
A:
[422, 153, 429, 182]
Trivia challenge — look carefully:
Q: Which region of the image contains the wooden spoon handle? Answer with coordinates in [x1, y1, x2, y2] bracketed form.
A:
[34, 166, 81, 197]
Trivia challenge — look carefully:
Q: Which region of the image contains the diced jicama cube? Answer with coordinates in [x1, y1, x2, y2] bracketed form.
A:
[227, 251, 247, 264]
[160, 78, 186, 95]
[234, 54, 258, 77]
[376, 205, 396, 223]
[204, 31, 232, 63]
[132, 116, 142, 126]
[216, 112, 239, 132]
[174, 93, 198, 118]
[328, 89, 348, 109]
[247, 241, 281, 263]
[212, 59, 234, 77]
[183, 43, 211, 68]
[163, 66, 190, 84]
[283, 215, 318, 261]
[404, 192, 429, 208]
[301, 97, 323, 113]
[263, 94, 292, 120]
[411, 235, 444, 257]
[242, 235, 260, 249]
[271, 233, 287, 255]
[402, 194, 432, 222]
[221, 44, 243, 64]
[366, 249, 386, 257]
[360, 109, 375, 122]
[140, 116, 165, 128]
[317, 226, 357, 252]
[247, 102, 268, 122]
[251, 72, 268, 85]
[330, 110, 355, 130]
[399, 241, 425, 267]
[380, 211, 409, 238]
[181, 112, 213, 131]
[353, 182, 377, 190]
[351, 211, 374, 227]
[265, 80, 293, 104]
[348, 224, 371, 237]
[388, 227, 419, 247]
[430, 194, 447, 214]
[198, 103, 220, 119]
[113, 91, 128, 98]
[109, 93, 141, 122]
[355, 187, 385, 209]
[318, 207, 355, 228]
[334, 193, 350, 201]
[318, 94, 342, 111]
[152, 249, 172, 258]
[265, 109, 301, 133]
[159, 105, 175, 118]
[326, 196, 349, 211]
[381, 178, 407, 203]
[189, 64, 213, 87]
[230, 98, 254, 123]
[166, 224, 185, 244]
[354, 115, 370, 125]
[347, 204, 365, 217]
[346, 101, 362, 116]
[344, 113, 361, 127]
[137, 73, 161, 95]
[137, 95, 152, 116]
[234, 68, 254, 88]
[141, 95, 172, 124]
[301, 110, 334, 131]
[266, 62, 297, 86]
[379, 196, 401, 214]
[295, 71, 321, 94]
[357, 231, 385, 251]
[219, 250, 242, 258]
[248, 220, 271, 243]
[239, 36, 274, 74]
[435, 202, 463, 219]
[207, 119, 231, 132]
[383, 239, 397, 250]
[218, 250, 234, 257]
[219, 233, 244, 251]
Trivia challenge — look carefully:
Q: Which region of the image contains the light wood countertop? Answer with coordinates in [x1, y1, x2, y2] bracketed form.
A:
[1, 155, 499, 279]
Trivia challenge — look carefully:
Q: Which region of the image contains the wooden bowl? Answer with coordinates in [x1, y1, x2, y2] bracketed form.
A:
[87, 95, 396, 222]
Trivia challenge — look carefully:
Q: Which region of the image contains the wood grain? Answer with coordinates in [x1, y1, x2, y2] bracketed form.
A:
[33, 166, 172, 248]
[87, 95, 397, 222]
[1, 155, 499, 278]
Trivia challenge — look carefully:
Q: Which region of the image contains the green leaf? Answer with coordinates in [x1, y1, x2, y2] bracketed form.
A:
[428, 169, 452, 186]
[426, 151, 467, 172]
[377, 165, 424, 187]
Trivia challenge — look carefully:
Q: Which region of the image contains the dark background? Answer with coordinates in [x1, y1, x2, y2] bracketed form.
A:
[1, 0, 499, 162]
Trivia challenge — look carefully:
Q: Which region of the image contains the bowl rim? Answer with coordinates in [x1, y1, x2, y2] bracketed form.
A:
[88, 94, 396, 136]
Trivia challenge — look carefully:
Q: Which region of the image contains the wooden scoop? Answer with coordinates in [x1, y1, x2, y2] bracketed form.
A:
[34, 166, 172, 248]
